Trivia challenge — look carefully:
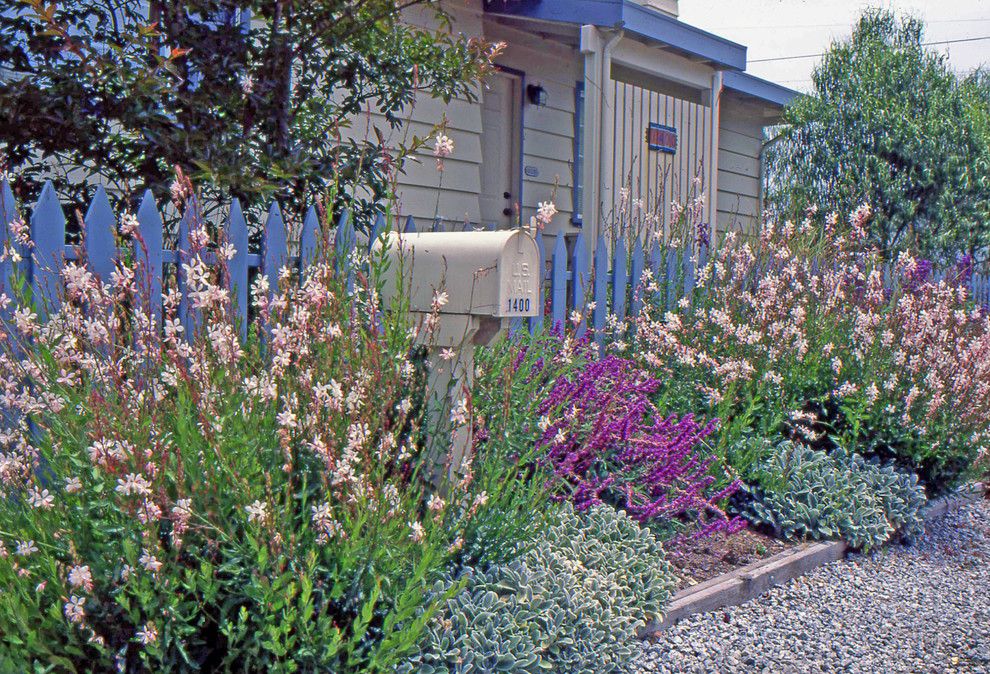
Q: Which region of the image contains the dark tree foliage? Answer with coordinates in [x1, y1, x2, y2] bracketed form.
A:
[0, 0, 497, 226]
[767, 10, 990, 262]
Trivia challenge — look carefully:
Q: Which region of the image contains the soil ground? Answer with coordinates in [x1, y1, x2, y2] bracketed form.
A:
[667, 527, 789, 590]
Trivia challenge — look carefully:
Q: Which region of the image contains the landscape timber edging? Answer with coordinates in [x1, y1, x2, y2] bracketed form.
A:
[639, 483, 985, 638]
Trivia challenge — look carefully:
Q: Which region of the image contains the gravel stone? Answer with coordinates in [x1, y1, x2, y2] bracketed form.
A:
[634, 498, 990, 673]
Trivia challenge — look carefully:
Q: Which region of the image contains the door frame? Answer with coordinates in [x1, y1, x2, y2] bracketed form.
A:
[490, 64, 526, 227]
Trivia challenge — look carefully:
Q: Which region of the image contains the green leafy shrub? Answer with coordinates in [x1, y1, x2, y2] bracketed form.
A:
[743, 441, 927, 550]
[399, 503, 676, 674]
[463, 328, 590, 567]
[0, 203, 503, 672]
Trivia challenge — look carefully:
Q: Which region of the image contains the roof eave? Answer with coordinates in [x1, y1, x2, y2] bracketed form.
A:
[483, 0, 747, 71]
[722, 70, 801, 108]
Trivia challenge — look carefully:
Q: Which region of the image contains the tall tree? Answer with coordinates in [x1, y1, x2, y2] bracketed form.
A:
[766, 10, 990, 261]
[0, 0, 498, 225]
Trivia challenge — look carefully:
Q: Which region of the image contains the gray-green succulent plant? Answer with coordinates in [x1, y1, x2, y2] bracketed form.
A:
[397, 503, 676, 674]
[744, 441, 927, 550]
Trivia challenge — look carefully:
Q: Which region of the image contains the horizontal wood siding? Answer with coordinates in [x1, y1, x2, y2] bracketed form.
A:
[717, 94, 766, 233]
[337, 0, 486, 229]
[485, 20, 580, 234]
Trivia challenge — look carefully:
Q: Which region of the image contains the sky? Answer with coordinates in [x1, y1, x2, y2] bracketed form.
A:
[678, 0, 990, 92]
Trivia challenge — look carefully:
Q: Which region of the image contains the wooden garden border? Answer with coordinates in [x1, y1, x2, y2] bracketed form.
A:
[640, 483, 985, 637]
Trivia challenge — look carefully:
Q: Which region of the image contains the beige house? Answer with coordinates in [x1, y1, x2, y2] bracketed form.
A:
[387, 0, 798, 244]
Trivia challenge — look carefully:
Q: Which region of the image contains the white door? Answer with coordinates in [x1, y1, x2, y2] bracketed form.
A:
[480, 71, 522, 229]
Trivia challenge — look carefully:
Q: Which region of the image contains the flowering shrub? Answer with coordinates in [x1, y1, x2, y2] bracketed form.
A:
[0, 205, 495, 671]
[630, 207, 990, 494]
[502, 331, 745, 539]
[398, 502, 676, 674]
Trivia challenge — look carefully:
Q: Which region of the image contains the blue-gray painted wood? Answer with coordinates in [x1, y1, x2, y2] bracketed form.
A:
[369, 213, 386, 251]
[262, 201, 288, 294]
[0, 180, 21, 302]
[612, 238, 627, 323]
[550, 231, 567, 329]
[665, 249, 677, 309]
[135, 190, 163, 324]
[176, 202, 197, 336]
[404, 215, 416, 233]
[299, 205, 320, 272]
[629, 237, 645, 317]
[572, 232, 589, 337]
[84, 186, 116, 283]
[334, 210, 355, 292]
[528, 232, 548, 334]
[30, 181, 66, 318]
[592, 235, 609, 344]
[682, 251, 696, 297]
[228, 198, 249, 338]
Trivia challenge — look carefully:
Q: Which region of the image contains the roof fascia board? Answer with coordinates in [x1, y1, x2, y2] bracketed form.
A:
[723, 70, 800, 108]
[483, 0, 746, 70]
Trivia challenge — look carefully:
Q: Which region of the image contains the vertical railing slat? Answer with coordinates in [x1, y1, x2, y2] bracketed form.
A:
[83, 185, 116, 283]
[592, 235, 609, 345]
[135, 190, 163, 324]
[572, 233, 589, 338]
[30, 181, 66, 318]
[550, 231, 567, 329]
[403, 215, 417, 233]
[262, 201, 288, 296]
[228, 198, 249, 338]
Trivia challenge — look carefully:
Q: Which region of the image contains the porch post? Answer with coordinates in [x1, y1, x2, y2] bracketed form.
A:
[579, 25, 603, 247]
[709, 70, 723, 243]
[580, 25, 621, 249]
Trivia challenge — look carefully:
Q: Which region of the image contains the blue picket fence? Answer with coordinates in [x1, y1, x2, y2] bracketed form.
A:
[3, 180, 990, 344]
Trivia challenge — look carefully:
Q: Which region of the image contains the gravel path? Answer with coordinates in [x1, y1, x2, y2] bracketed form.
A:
[635, 498, 990, 674]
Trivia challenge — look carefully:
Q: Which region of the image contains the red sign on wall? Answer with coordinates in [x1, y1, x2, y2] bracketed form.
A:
[646, 123, 677, 154]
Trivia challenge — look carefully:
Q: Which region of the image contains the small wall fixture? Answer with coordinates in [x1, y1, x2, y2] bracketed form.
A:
[526, 84, 548, 107]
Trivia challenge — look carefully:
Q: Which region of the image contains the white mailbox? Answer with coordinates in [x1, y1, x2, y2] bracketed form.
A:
[376, 229, 540, 321]
[374, 228, 542, 475]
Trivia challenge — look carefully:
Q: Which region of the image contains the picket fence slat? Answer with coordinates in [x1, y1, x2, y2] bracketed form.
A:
[629, 238, 645, 318]
[592, 235, 608, 344]
[228, 198, 249, 338]
[136, 190, 163, 324]
[0, 181, 20, 308]
[263, 201, 289, 296]
[611, 239, 627, 323]
[550, 232, 567, 329]
[84, 186, 116, 283]
[369, 213, 386, 250]
[572, 233, 589, 337]
[528, 232, 548, 335]
[30, 182, 66, 318]
[665, 250, 677, 310]
[404, 215, 417, 233]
